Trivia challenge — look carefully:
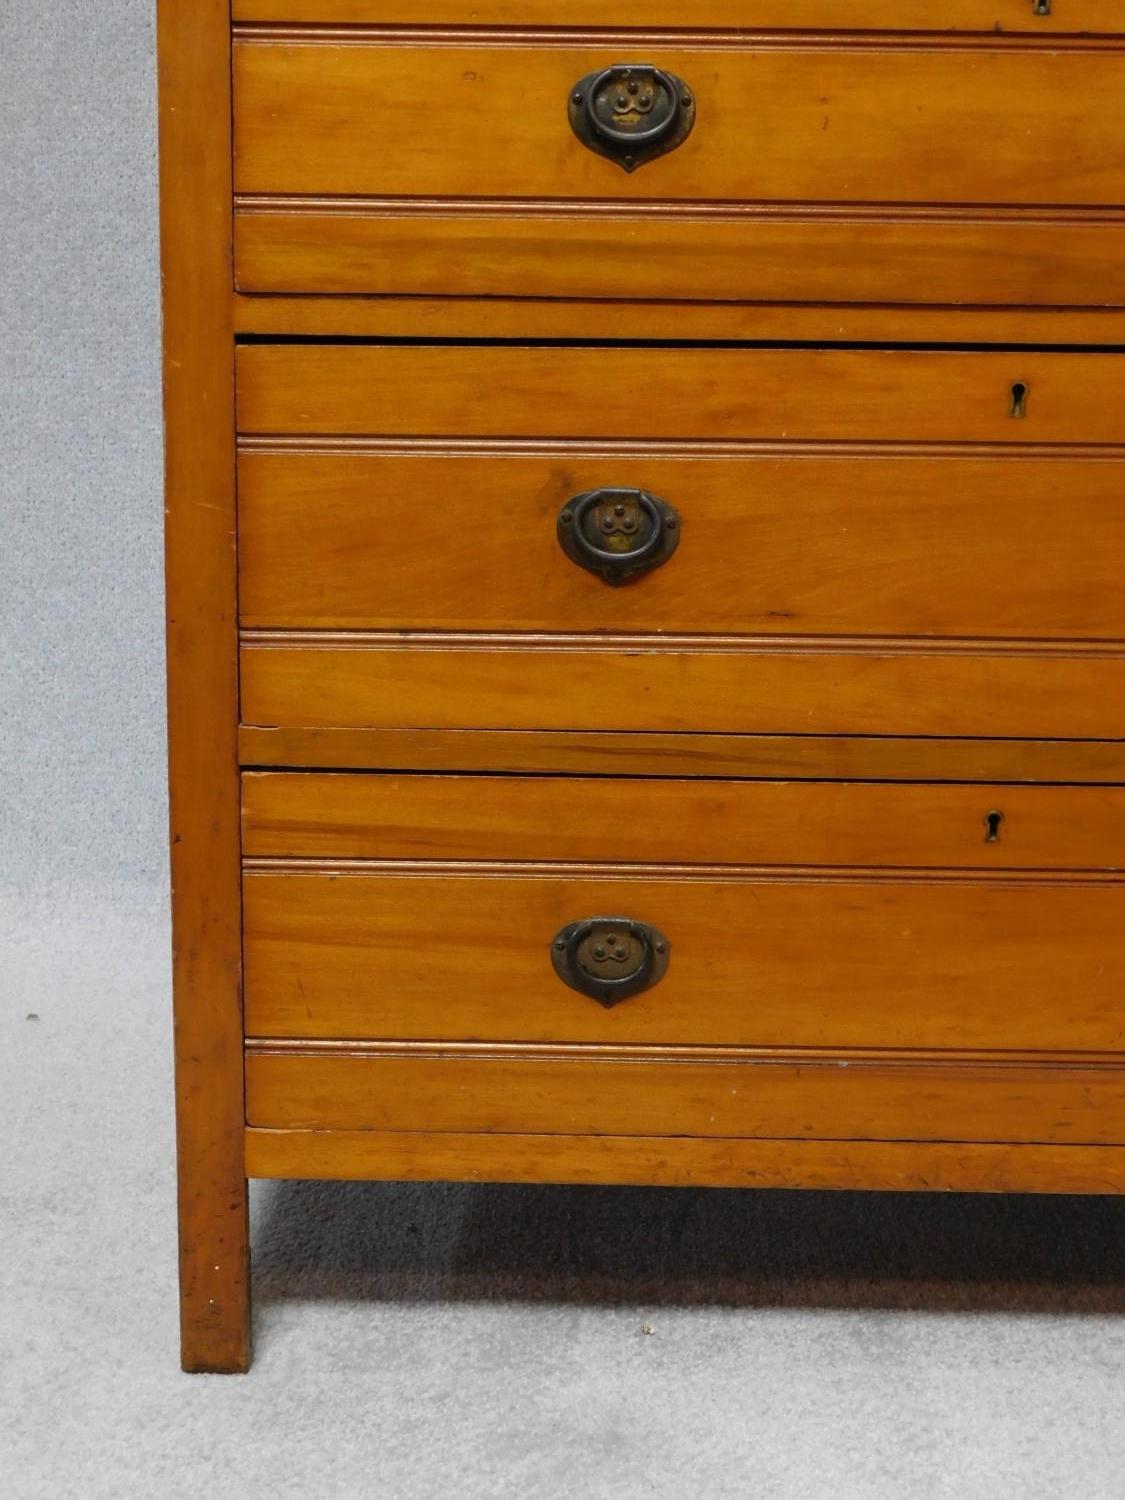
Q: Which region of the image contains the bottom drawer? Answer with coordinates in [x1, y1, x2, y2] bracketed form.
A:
[245, 1050, 1125, 1145]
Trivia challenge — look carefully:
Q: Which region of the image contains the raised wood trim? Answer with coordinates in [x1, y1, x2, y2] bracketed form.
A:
[158, 0, 249, 1375]
[236, 726, 1125, 784]
[245, 1129, 1125, 1196]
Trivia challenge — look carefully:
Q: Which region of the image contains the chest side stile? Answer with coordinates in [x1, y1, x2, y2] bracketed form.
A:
[158, 0, 249, 1374]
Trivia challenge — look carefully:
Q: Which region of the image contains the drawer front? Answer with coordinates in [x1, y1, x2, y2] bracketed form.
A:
[244, 872, 1125, 1051]
[243, 775, 1125, 1051]
[240, 639, 1125, 739]
[238, 449, 1125, 639]
[233, 34, 1125, 303]
[236, 345, 1125, 445]
[232, 4, 1124, 30]
[242, 774, 1125, 871]
[245, 1051, 1125, 1143]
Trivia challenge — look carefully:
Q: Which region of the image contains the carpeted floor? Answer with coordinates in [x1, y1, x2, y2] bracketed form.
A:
[4, 891, 1125, 1499]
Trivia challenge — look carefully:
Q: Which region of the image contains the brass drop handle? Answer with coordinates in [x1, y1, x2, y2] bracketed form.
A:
[551, 918, 671, 1007]
[568, 64, 696, 172]
[558, 488, 680, 586]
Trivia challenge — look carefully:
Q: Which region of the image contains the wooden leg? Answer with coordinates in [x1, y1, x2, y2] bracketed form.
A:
[174, 996, 251, 1372]
[176, 1147, 250, 1374]
[158, 0, 247, 1375]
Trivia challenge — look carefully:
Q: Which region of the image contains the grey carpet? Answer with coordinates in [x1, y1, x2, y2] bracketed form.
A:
[2, 4, 1124, 1496]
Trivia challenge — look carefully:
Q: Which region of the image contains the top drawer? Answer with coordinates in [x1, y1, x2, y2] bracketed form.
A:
[233, 26, 1125, 305]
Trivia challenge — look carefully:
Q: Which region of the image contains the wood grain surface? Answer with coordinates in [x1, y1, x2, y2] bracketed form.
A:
[242, 867, 1125, 1051]
[233, 38, 1125, 207]
[239, 636, 1125, 740]
[234, 203, 1125, 306]
[237, 448, 1125, 638]
[231, 2, 1125, 30]
[245, 1130, 1125, 1196]
[158, 0, 249, 1374]
[233, 294, 1125, 346]
[235, 346, 1125, 445]
[236, 726, 1125, 785]
[245, 1048, 1125, 1143]
[241, 772, 1125, 869]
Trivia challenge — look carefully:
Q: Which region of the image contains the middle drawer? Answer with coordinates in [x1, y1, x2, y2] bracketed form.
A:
[243, 773, 1125, 1052]
[237, 343, 1125, 740]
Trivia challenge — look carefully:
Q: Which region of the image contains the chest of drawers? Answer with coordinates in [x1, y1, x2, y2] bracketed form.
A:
[159, 0, 1125, 1371]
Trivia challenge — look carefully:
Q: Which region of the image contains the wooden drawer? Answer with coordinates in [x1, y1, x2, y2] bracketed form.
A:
[238, 448, 1125, 639]
[233, 29, 1125, 304]
[245, 1050, 1125, 1144]
[236, 343, 1125, 739]
[242, 774, 1125, 1052]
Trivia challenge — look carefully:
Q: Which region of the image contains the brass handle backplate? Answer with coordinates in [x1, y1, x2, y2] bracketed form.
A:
[568, 64, 696, 172]
[551, 917, 671, 1007]
[558, 487, 680, 586]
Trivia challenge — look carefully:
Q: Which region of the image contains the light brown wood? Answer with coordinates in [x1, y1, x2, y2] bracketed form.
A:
[242, 868, 1125, 1052]
[242, 773, 1125, 870]
[233, 38, 1125, 208]
[170, 0, 1125, 1361]
[235, 346, 1125, 445]
[158, 0, 249, 1374]
[237, 726, 1125, 784]
[235, 204, 1125, 307]
[239, 636, 1125, 740]
[231, 3, 1125, 30]
[245, 1049, 1125, 1143]
[238, 447, 1125, 638]
[245, 1130, 1125, 1197]
[233, 294, 1125, 347]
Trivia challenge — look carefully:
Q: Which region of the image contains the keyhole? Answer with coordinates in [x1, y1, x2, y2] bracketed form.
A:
[1009, 381, 1029, 418]
[984, 810, 1004, 844]
[1033, 0, 1051, 15]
